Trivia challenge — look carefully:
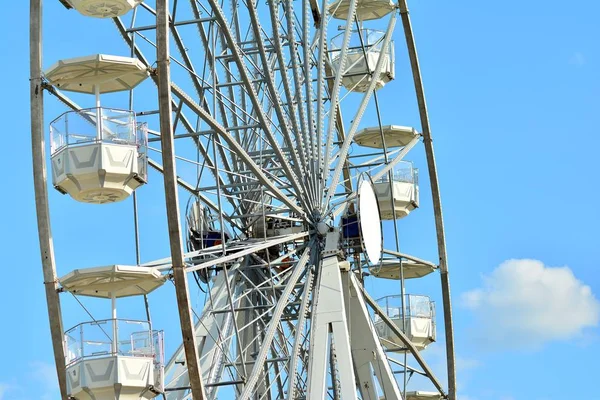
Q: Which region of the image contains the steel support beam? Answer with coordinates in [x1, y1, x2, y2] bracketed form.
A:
[170, 82, 305, 216]
[156, 1, 206, 398]
[30, 1, 68, 398]
[239, 248, 311, 399]
[397, 2, 456, 399]
[186, 232, 309, 273]
[324, 14, 397, 208]
[343, 272, 402, 400]
[307, 232, 357, 400]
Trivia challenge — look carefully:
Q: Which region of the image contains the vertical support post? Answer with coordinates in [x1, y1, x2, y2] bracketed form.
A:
[156, 1, 206, 399]
[111, 294, 118, 354]
[397, 2, 456, 399]
[30, 0, 68, 398]
[94, 84, 102, 140]
[308, 232, 357, 400]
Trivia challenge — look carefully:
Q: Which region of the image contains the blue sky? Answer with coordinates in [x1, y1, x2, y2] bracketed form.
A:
[1, 1, 599, 399]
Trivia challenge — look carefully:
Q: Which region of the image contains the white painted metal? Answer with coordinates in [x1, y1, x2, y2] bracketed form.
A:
[375, 295, 436, 351]
[51, 141, 146, 203]
[66, 0, 143, 18]
[307, 232, 358, 400]
[406, 391, 443, 400]
[373, 161, 419, 220]
[370, 259, 436, 280]
[239, 248, 310, 398]
[64, 317, 164, 400]
[343, 272, 402, 400]
[354, 125, 419, 149]
[45, 54, 148, 93]
[163, 271, 237, 398]
[37, 0, 456, 399]
[66, 356, 159, 400]
[46, 55, 149, 203]
[330, 30, 395, 92]
[357, 178, 383, 264]
[60, 265, 166, 298]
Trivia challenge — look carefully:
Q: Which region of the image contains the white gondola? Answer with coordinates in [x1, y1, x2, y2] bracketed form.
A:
[328, 0, 396, 21]
[330, 29, 395, 92]
[66, 0, 144, 18]
[60, 265, 167, 400]
[373, 161, 419, 219]
[369, 258, 436, 280]
[46, 54, 149, 204]
[374, 295, 436, 351]
[354, 125, 419, 149]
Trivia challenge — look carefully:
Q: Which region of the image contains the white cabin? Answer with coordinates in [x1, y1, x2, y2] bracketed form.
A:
[45, 54, 150, 204]
[64, 320, 163, 400]
[330, 29, 394, 92]
[374, 295, 436, 351]
[60, 265, 167, 400]
[373, 161, 419, 219]
[50, 108, 148, 203]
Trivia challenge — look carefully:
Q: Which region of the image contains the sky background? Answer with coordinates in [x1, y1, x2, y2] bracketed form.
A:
[1, 1, 599, 399]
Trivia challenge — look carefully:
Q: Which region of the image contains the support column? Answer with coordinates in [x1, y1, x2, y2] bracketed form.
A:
[398, 1, 456, 399]
[156, 1, 206, 398]
[111, 295, 118, 354]
[307, 232, 357, 400]
[30, 0, 68, 398]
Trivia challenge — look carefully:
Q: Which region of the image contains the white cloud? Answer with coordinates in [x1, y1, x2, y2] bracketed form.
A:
[462, 259, 600, 348]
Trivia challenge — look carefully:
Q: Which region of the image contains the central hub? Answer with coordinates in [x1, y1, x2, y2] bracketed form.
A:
[316, 222, 330, 236]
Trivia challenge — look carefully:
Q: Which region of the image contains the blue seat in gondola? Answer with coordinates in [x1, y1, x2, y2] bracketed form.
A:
[342, 214, 360, 240]
[202, 231, 229, 248]
[189, 229, 230, 250]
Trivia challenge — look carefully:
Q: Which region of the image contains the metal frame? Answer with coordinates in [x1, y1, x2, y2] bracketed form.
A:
[32, 0, 457, 399]
[30, 1, 68, 398]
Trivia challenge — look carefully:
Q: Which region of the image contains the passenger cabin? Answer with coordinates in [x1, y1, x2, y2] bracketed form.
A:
[60, 265, 166, 400]
[66, 0, 144, 18]
[46, 54, 149, 204]
[374, 294, 436, 351]
[330, 29, 394, 92]
[328, 0, 396, 21]
[373, 161, 419, 220]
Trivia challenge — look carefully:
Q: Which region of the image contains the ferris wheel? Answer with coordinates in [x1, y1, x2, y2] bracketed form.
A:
[30, 0, 457, 399]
